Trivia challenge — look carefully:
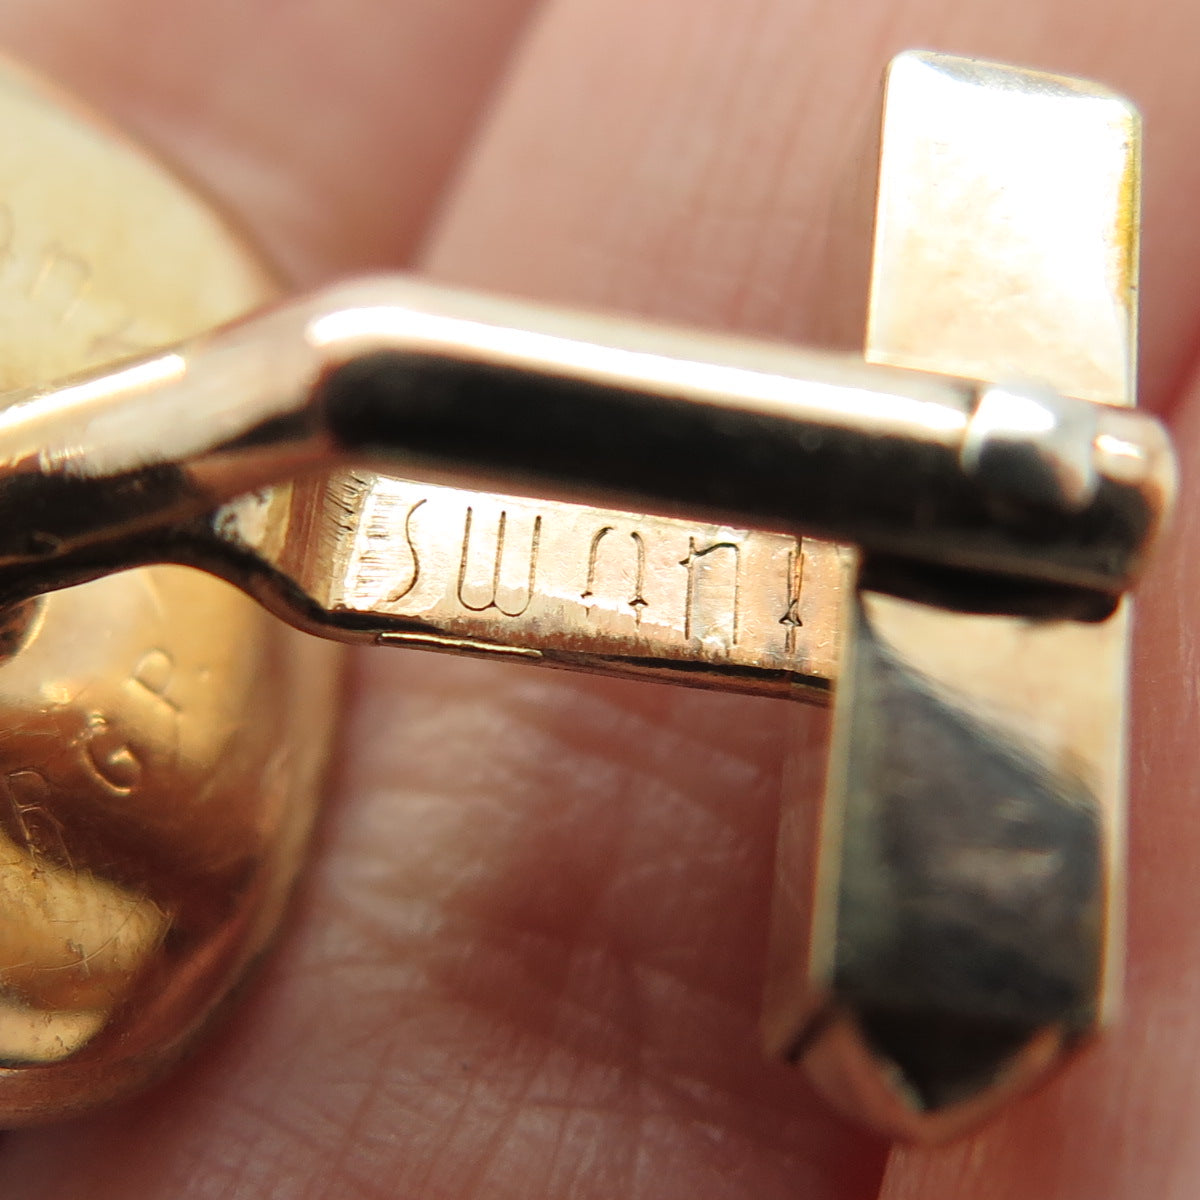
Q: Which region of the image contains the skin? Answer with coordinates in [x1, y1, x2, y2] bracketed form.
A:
[0, 0, 1197, 1195]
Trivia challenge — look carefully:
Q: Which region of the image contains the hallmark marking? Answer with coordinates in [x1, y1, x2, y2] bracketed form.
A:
[386, 499, 426, 603]
[131, 649, 180, 713]
[582, 526, 648, 622]
[457, 507, 542, 617]
[79, 713, 142, 797]
[780, 545, 805, 655]
[29, 243, 92, 322]
[680, 537, 741, 646]
[0, 200, 148, 364]
[1, 768, 68, 862]
[328, 475, 844, 692]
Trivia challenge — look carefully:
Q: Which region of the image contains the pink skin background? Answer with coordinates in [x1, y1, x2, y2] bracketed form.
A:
[0, 1, 1196, 1197]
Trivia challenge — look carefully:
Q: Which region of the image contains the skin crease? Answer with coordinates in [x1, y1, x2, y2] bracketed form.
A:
[0, 0, 1196, 1197]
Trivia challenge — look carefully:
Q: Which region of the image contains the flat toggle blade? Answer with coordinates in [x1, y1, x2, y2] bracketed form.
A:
[764, 51, 1140, 1141]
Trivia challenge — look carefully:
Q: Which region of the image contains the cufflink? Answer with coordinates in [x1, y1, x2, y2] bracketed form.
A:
[0, 50, 1170, 1141]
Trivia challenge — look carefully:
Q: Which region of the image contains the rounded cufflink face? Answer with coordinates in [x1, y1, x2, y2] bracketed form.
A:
[0, 59, 342, 1124]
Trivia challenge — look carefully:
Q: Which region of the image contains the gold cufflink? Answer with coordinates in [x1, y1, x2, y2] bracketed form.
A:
[0, 50, 1170, 1142]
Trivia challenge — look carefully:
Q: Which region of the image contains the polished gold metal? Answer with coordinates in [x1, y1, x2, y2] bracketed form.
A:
[0, 61, 341, 1123]
[0, 51, 1168, 1140]
[0, 280, 1169, 634]
[766, 52, 1144, 1139]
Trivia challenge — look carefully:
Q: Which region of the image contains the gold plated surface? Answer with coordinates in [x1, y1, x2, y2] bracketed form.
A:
[0, 61, 341, 1123]
[0, 48, 1165, 1143]
[286, 472, 847, 695]
[765, 52, 1141, 1139]
[0, 276, 1169, 654]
